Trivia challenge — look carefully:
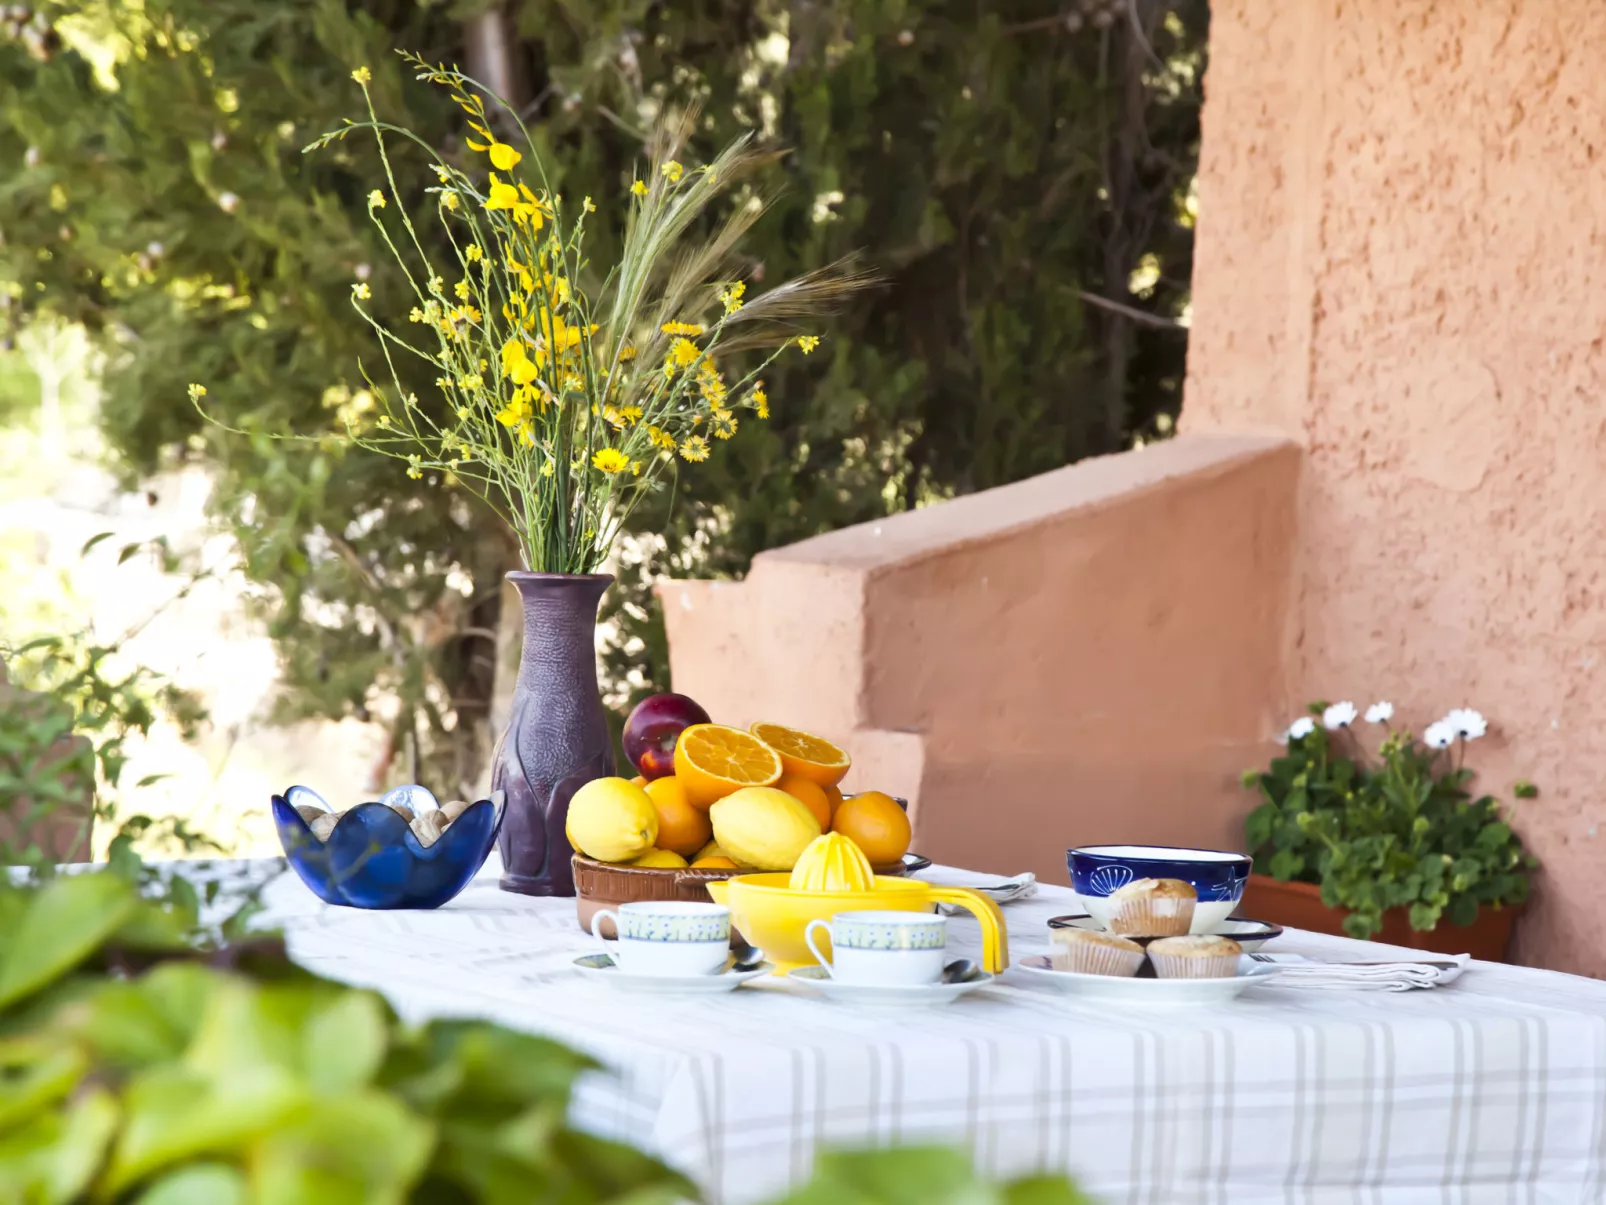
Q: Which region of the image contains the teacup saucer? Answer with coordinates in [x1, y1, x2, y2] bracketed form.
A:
[573, 953, 773, 993]
[1015, 955, 1279, 1005]
[786, 965, 994, 1007]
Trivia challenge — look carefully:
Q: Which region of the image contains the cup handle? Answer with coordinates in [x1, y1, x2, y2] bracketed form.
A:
[592, 908, 620, 944]
[803, 918, 834, 977]
[925, 888, 1009, 973]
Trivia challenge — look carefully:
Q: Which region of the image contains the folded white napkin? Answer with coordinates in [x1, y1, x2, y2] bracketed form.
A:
[1251, 952, 1470, 991]
[925, 870, 1038, 910]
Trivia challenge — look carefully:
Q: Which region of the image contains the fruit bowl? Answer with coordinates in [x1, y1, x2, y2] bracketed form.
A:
[273, 785, 503, 910]
[574, 854, 923, 937]
[703, 874, 1009, 975]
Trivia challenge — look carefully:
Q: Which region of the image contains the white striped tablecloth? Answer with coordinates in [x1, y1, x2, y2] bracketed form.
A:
[249, 857, 1606, 1204]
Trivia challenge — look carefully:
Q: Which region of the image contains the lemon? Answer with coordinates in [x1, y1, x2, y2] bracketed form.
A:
[709, 786, 822, 871]
[789, 832, 876, 892]
[629, 848, 688, 869]
[694, 839, 727, 861]
[566, 777, 659, 862]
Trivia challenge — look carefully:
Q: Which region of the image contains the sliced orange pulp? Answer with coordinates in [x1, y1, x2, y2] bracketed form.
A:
[674, 723, 783, 807]
[749, 722, 851, 788]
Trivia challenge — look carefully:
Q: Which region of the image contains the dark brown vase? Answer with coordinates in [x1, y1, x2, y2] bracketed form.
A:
[1239, 873, 1521, 963]
[492, 572, 615, 896]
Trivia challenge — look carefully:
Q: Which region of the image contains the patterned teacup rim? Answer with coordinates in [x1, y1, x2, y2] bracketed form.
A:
[827, 909, 947, 951]
[597, 901, 731, 943]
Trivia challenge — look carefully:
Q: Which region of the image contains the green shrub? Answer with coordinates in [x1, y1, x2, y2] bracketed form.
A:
[1242, 703, 1535, 939]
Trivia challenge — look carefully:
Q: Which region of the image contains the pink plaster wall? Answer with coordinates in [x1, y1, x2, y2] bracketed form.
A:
[663, 434, 1300, 889]
[1187, 0, 1606, 974]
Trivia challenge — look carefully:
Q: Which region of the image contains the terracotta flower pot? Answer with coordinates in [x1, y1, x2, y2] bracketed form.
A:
[491, 572, 616, 897]
[1239, 873, 1520, 963]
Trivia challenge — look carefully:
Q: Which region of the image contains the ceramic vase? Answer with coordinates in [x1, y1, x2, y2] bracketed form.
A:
[492, 571, 615, 896]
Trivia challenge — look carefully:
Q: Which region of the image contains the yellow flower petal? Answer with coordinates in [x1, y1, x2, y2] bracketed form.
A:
[488, 141, 522, 171]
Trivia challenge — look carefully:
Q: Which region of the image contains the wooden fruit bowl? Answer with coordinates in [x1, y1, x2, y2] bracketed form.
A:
[573, 854, 914, 938]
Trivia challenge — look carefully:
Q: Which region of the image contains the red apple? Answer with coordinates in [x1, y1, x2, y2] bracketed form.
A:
[623, 692, 711, 780]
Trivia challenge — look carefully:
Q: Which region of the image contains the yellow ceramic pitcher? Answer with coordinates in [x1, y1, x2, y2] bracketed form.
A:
[704, 874, 1009, 974]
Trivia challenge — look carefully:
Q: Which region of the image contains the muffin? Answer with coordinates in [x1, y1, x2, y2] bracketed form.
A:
[1049, 928, 1146, 977]
[1147, 934, 1242, 979]
[1106, 878, 1197, 937]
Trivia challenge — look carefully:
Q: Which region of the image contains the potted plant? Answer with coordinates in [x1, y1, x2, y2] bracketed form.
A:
[194, 57, 870, 896]
[1240, 701, 1536, 961]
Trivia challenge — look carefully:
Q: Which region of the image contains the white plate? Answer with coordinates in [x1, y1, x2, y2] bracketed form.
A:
[572, 954, 773, 994]
[1046, 913, 1284, 953]
[787, 965, 994, 1007]
[1015, 955, 1279, 1004]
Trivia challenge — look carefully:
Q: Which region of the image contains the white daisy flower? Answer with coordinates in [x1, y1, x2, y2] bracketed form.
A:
[1423, 720, 1455, 749]
[1364, 701, 1394, 724]
[1445, 708, 1488, 740]
[1323, 701, 1358, 730]
[1288, 716, 1316, 740]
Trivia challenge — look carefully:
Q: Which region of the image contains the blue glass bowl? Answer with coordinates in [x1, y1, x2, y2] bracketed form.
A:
[272, 784, 503, 909]
[1066, 844, 1252, 932]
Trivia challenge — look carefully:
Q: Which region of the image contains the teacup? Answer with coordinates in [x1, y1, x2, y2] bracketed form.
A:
[591, 901, 732, 977]
[803, 910, 946, 985]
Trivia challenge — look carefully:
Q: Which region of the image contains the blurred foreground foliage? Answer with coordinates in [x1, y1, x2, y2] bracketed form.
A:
[0, 0, 1204, 789]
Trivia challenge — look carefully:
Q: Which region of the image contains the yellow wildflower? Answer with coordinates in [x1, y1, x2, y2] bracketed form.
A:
[661, 321, 705, 337]
[466, 122, 523, 171]
[797, 334, 820, 354]
[495, 393, 532, 429]
[455, 280, 470, 301]
[483, 174, 548, 228]
[351, 66, 371, 84]
[618, 345, 637, 362]
[462, 373, 483, 389]
[661, 160, 683, 183]
[466, 243, 482, 263]
[456, 405, 470, 419]
[583, 196, 596, 213]
[721, 282, 745, 313]
[711, 408, 738, 440]
[631, 180, 648, 197]
[377, 415, 390, 427]
[647, 425, 677, 451]
[406, 455, 423, 479]
[668, 337, 700, 369]
[592, 448, 630, 474]
[352, 282, 371, 300]
[679, 434, 710, 462]
[368, 189, 386, 210]
[431, 164, 451, 183]
[631, 460, 643, 476]
[442, 191, 460, 212]
[541, 458, 555, 477]
[603, 404, 643, 429]
[752, 383, 769, 419]
[408, 307, 424, 323]
[427, 275, 443, 294]
[436, 376, 452, 390]
[187, 383, 207, 401]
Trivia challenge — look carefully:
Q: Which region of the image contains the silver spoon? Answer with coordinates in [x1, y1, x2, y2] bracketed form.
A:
[941, 958, 981, 984]
[728, 942, 766, 973]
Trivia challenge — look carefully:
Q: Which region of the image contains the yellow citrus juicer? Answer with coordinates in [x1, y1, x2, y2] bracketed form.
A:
[704, 874, 1009, 975]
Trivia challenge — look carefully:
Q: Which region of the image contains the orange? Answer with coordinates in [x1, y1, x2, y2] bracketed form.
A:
[749, 722, 851, 788]
[830, 790, 911, 866]
[674, 723, 783, 808]
[691, 855, 739, 869]
[822, 783, 844, 820]
[644, 776, 713, 857]
[775, 772, 832, 831]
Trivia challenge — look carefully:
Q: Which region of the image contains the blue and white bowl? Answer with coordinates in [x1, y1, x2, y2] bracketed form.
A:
[1067, 844, 1252, 933]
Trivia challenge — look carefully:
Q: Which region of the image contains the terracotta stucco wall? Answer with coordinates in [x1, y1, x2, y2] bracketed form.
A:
[663, 434, 1300, 888]
[1187, 0, 1606, 973]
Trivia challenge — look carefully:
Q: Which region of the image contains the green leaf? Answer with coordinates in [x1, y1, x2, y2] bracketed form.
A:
[1268, 850, 1304, 881]
[304, 990, 387, 1093]
[80, 531, 116, 556]
[134, 1163, 249, 1205]
[1002, 1175, 1096, 1205]
[0, 872, 137, 1009]
[771, 1147, 994, 1205]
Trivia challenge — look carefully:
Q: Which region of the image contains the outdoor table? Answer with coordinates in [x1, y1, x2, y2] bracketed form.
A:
[241, 856, 1606, 1204]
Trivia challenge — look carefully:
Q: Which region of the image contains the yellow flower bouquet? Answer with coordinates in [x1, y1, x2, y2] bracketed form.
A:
[296, 55, 870, 574]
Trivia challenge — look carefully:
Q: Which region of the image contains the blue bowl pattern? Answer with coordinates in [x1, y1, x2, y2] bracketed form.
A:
[272, 785, 503, 909]
[1066, 844, 1252, 905]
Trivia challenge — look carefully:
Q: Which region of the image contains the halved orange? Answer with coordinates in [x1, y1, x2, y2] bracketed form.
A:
[674, 723, 783, 808]
[749, 722, 851, 788]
